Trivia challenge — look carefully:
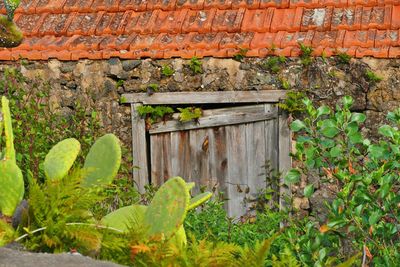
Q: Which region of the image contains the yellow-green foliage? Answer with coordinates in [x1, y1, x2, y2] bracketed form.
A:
[0, 16, 23, 48]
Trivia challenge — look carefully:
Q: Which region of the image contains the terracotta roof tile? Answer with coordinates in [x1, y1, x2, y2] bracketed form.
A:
[2, 0, 400, 60]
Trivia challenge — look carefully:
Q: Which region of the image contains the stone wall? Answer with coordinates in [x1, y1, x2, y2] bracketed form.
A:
[0, 56, 398, 215]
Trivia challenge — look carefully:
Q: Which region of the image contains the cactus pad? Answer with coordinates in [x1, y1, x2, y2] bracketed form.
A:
[186, 182, 195, 191]
[0, 160, 24, 216]
[101, 205, 147, 233]
[2, 96, 16, 163]
[0, 96, 24, 217]
[144, 177, 189, 240]
[82, 134, 121, 187]
[44, 138, 81, 181]
[170, 225, 187, 248]
[188, 192, 212, 210]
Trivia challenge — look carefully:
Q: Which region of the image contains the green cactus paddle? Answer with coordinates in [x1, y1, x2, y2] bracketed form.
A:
[44, 138, 81, 181]
[82, 134, 121, 187]
[0, 97, 24, 216]
[188, 192, 212, 210]
[144, 177, 189, 241]
[101, 205, 147, 233]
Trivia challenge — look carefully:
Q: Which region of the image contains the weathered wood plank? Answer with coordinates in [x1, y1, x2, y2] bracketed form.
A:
[162, 133, 172, 181]
[213, 127, 228, 206]
[131, 103, 149, 193]
[149, 105, 278, 134]
[245, 120, 267, 212]
[264, 105, 280, 207]
[150, 133, 163, 186]
[122, 90, 286, 104]
[226, 124, 248, 218]
[278, 111, 292, 211]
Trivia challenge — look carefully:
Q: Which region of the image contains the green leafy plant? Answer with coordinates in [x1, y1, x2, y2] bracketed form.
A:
[286, 96, 400, 265]
[279, 77, 291, 90]
[337, 53, 352, 64]
[233, 48, 249, 62]
[161, 65, 175, 77]
[136, 105, 174, 128]
[261, 56, 286, 73]
[177, 107, 202, 123]
[189, 57, 203, 74]
[365, 70, 383, 84]
[299, 43, 313, 66]
[278, 90, 306, 114]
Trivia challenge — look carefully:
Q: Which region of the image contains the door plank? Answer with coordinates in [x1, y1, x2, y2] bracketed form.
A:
[131, 103, 149, 193]
[226, 124, 248, 218]
[149, 105, 278, 134]
[122, 90, 286, 104]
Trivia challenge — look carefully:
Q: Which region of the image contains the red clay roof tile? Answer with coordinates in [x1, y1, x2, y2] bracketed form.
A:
[1, 0, 400, 60]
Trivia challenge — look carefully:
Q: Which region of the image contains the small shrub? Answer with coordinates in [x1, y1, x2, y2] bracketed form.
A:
[299, 43, 313, 66]
[365, 70, 383, 83]
[337, 53, 352, 64]
[189, 57, 203, 74]
[161, 65, 174, 77]
[233, 48, 249, 62]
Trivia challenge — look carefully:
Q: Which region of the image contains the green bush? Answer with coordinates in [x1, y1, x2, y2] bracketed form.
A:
[287, 96, 400, 265]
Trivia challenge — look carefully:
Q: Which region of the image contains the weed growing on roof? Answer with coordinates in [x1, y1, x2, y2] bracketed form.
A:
[365, 70, 383, 84]
[189, 56, 203, 74]
[261, 56, 286, 73]
[161, 64, 175, 77]
[337, 52, 352, 64]
[233, 48, 249, 62]
[299, 43, 314, 66]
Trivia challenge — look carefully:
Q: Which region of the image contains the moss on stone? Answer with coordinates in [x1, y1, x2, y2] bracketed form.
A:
[0, 15, 22, 48]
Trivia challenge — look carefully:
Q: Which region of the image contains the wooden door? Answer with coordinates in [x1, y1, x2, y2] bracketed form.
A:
[148, 104, 280, 218]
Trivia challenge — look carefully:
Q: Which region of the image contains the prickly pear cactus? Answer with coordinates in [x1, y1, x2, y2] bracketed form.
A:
[82, 134, 121, 187]
[188, 192, 212, 210]
[0, 97, 24, 216]
[101, 205, 147, 233]
[44, 138, 81, 181]
[144, 177, 189, 240]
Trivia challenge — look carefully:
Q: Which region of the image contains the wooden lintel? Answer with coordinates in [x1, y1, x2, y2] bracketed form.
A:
[122, 90, 286, 105]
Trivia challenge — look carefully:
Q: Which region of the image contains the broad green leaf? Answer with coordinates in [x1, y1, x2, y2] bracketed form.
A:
[342, 96, 353, 108]
[368, 211, 381, 225]
[316, 106, 330, 118]
[349, 132, 363, 144]
[368, 145, 385, 159]
[321, 127, 339, 138]
[378, 125, 394, 138]
[304, 184, 314, 198]
[290, 120, 306, 132]
[330, 146, 342, 158]
[350, 113, 366, 123]
[284, 169, 301, 185]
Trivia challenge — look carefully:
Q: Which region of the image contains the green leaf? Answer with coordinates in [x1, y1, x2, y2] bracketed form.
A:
[316, 106, 330, 118]
[342, 96, 353, 108]
[290, 120, 306, 132]
[330, 146, 342, 158]
[368, 145, 385, 159]
[304, 184, 314, 198]
[368, 211, 381, 225]
[378, 125, 394, 138]
[284, 169, 301, 185]
[321, 127, 339, 138]
[350, 113, 366, 123]
[349, 132, 363, 144]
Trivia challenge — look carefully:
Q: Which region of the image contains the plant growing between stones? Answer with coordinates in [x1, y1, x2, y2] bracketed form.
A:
[286, 96, 400, 265]
[337, 53, 352, 64]
[189, 56, 203, 74]
[161, 64, 175, 77]
[233, 48, 249, 62]
[278, 90, 306, 115]
[261, 56, 286, 73]
[299, 43, 314, 66]
[365, 70, 383, 84]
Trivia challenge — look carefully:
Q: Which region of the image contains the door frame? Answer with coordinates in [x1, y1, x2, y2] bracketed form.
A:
[122, 90, 291, 210]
